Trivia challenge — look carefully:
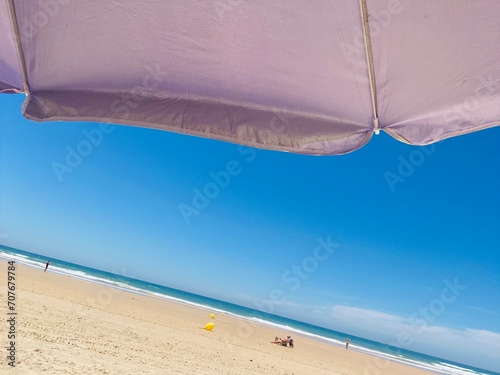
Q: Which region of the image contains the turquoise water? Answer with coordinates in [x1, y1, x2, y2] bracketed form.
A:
[0, 245, 497, 375]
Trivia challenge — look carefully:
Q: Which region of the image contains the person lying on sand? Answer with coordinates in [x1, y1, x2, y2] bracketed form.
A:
[272, 336, 284, 344]
[271, 336, 294, 347]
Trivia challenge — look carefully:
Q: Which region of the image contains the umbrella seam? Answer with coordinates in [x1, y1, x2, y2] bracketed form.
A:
[359, 0, 379, 134]
[7, 0, 29, 94]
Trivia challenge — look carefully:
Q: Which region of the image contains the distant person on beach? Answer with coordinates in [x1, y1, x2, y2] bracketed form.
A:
[44, 261, 50, 272]
[345, 338, 350, 349]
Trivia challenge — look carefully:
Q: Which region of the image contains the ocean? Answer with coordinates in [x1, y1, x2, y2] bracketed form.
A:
[0, 245, 497, 375]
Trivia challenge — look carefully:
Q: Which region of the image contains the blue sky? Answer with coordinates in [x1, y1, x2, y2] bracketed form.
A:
[1, 93, 499, 372]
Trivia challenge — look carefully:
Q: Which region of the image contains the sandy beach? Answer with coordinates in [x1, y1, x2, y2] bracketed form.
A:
[0, 263, 436, 375]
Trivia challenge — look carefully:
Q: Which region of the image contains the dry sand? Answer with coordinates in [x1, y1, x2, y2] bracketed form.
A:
[0, 263, 436, 374]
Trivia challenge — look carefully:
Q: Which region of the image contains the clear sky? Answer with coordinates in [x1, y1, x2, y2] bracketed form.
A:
[1, 93, 499, 372]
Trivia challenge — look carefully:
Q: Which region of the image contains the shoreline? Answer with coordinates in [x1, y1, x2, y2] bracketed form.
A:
[1, 261, 437, 374]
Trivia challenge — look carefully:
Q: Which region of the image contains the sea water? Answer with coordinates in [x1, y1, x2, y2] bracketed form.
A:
[0, 245, 497, 375]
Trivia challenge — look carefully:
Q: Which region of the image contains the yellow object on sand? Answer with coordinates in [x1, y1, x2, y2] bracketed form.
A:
[210, 314, 215, 319]
[204, 322, 215, 331]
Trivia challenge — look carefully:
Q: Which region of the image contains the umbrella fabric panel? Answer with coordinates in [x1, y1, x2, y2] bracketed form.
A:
[3, 0, 500, 154]
[371, 0, 500, 144]
[0, 0, 23, 92]
[15, 0, 374, 154]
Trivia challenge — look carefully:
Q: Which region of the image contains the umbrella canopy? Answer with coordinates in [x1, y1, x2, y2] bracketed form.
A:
[1, 0, 499, 155]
